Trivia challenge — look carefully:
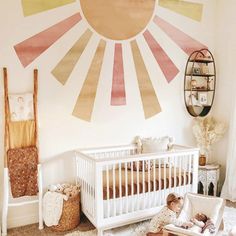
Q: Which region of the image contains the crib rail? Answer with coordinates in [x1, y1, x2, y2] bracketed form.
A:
[75, 144, 199, 229]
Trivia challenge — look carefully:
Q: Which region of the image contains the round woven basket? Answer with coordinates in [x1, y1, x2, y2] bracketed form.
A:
[50, 194, 80, 232]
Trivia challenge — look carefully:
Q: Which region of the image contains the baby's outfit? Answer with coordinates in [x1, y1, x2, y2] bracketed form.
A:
[148, 206, 184, 233]
[201, 219, 215, 234]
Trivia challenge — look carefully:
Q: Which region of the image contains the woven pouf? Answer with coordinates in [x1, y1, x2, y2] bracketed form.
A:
[51, 194, 80, 232]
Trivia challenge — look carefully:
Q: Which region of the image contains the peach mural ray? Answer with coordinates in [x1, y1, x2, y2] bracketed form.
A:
[21, 0, 76, 17]
[52, 29, 93, 85]
[14, 13, 82, 67]
[158, 0, 203, 22]
[131, 40, 161, 119]
[143, 30, 179, 83]
[72, 40, 106, 121]
[154, 16, 207, 56]
[111, 44, 126, 106]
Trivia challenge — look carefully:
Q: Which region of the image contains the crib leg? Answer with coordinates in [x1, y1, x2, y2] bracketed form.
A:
[97, 228, 103, 236]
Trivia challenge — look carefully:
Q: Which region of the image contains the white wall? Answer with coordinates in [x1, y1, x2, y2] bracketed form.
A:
[212, 0, 236, 190]
[0, 0, 218, 228]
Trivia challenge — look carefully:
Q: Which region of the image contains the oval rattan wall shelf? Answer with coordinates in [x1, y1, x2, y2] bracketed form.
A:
[184, 48, 216, 117]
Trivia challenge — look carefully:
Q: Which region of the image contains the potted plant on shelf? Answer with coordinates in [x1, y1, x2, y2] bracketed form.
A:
[192, 116, 227, 165]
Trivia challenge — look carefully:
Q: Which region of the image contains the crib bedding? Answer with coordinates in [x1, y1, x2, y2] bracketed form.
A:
[102, 167, 192, 200]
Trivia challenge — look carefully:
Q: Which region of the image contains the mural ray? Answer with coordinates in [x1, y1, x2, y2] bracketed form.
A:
[154, 16, 207, 55]
[14, 13, 81, 67]
[52, 29, 93, 85]
[72, 40, 106, 121]
[131, 40, 161, 119]
[143, 30, 179, 83]
[158, 0, 203, 22]
[111, 43, 126, 106]
[21, 0, 76, 16]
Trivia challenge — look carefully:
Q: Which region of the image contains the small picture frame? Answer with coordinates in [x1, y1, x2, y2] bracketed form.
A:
[193, 67, 201, 74]
[198, 92, 208, 105]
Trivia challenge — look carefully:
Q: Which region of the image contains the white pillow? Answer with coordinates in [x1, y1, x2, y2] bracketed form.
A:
[8, 93, 34, 121]
[141, 136, 173, 153]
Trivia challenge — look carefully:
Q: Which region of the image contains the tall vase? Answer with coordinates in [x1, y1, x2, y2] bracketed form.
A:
[206, 148, 212, 164]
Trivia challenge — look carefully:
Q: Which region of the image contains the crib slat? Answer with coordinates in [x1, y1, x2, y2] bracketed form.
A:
[113, 164, 116, 216]
[158, 158, 161, 206]
[147, 160, 151, 208]
[106, 165, 110, 218]
[164, 159, 167, 201]
[119, 163, 122, 215]
[174, 156, 177, 192]
[183, 155, 186, 193]
[136, 161, 140, 211]
[169, 158, 172, 192]
[131, 160, 134, 212]
[142, 160, 145, 209]
[153, 159, 156, 207]
[125, 162, 128, 214]
[188, 155, 192, 191]
[179, 156, 182, 195]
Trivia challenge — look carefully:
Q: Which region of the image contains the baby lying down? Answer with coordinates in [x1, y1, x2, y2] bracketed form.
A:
[182, 213, 216, 234]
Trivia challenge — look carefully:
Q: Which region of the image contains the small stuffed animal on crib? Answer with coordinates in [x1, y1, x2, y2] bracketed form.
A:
[146, 193, 193, 235]
[190, 213, 216, 234]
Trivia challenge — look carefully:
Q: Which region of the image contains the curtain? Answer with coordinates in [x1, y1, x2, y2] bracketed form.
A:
[221, 93, 236, 201]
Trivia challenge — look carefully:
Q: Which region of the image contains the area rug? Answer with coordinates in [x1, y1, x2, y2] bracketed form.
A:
[66, 206, 236, 236]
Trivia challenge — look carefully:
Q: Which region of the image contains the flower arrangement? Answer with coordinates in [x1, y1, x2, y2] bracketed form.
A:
[192, 116, 227, 163]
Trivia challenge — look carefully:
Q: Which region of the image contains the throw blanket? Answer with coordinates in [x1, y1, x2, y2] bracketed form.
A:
[43, 192, 68, 226]
[7, 146, 38, 198]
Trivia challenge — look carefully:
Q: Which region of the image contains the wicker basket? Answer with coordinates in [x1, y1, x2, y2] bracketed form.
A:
[50, 194, 80, 232]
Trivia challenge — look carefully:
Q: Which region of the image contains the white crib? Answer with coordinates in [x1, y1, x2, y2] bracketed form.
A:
[75, 144, 199, 236]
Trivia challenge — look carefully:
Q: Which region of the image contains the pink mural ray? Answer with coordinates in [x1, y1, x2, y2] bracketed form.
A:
[143, 30, 179, 83]
[154, 16, 207, 56]
[111, 43, 126, 105]
[14, 13, 82, 67]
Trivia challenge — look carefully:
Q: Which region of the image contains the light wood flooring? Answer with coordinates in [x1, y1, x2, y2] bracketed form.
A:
[6, 201, 236, 236]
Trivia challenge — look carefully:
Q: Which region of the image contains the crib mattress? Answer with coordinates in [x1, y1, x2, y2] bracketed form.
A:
[102, 167, 192, 200]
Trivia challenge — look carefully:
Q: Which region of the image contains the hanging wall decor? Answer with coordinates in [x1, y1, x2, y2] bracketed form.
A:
[15, 0, 205, 121]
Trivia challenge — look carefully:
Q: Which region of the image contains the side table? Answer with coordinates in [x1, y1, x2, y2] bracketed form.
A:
[198, 164, 220, 196]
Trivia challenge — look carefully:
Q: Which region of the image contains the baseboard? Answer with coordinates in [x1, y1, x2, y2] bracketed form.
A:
[8, 213, 39, 229]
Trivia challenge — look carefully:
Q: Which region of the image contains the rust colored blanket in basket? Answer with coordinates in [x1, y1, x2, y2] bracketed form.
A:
[102, 167, 192, 200]
[7, 146, 38, 198]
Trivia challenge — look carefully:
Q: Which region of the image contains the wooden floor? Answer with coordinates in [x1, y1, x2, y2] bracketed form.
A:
[6, 201, 236, 236]
[7, 214, 95, 236]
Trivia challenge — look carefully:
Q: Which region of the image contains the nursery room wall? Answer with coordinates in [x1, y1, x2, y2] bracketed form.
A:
[212, 0, 236, 189]
[0, 0, 217, 228]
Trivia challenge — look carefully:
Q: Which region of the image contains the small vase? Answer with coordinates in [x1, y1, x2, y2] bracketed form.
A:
[199, 154, 206, 166]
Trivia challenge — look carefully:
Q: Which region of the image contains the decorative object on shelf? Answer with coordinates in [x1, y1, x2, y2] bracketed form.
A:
[192, 116, 227, 164]
[190, 79, 197, 89]
[198, 92, 208, 105]
[184, 48, 216, 117]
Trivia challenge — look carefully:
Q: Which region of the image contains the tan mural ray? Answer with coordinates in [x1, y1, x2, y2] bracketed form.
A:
[158, 0, 203, 22]
[80, 0, 155, 40]
[52, 29, 93, 85]
[21, 0, 76, 16]
[72, 40, 106, 121]
[131, 40, 161, 119]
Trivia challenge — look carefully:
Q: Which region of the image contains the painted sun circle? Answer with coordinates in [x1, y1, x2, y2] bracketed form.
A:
[80, 0, 156, 40]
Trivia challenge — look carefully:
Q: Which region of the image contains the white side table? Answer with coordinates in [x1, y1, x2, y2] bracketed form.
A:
[198, 164, 220, 196]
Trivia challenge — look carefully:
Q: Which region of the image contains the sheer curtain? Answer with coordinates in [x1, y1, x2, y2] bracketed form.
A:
[221, 85, 236, 202]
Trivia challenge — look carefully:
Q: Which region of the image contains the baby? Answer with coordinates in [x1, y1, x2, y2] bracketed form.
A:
[146, 193, 193, 235]
[190, 213, 215, 234]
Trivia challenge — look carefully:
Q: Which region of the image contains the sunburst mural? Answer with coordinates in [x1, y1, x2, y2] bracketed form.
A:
[15, 0, 206, 122]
